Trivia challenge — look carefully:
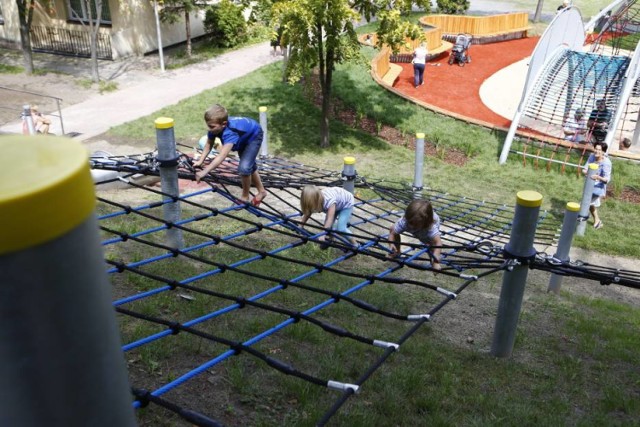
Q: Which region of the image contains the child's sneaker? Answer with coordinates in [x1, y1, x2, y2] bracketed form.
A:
[594, 220, 603, 229]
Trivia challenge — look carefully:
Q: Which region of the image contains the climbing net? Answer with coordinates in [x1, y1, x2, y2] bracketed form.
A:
[91, 151, 640, 425]
[509, 0, 640, 172]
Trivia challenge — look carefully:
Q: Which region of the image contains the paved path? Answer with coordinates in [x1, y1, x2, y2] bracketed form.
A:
[1, 42, 282, 141]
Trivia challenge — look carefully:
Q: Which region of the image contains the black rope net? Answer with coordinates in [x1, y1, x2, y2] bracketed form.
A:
[90, 151, 640, 426]
[509, 0, 640, 172]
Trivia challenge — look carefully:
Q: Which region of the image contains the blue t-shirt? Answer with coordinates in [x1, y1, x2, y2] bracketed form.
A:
[207, 117, 262, 152]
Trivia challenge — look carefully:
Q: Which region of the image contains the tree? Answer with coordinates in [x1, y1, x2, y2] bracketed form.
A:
[83, 0, 104, 82]
[272, 0, 429, 148]
[533, 0, 544, 23]
[16, 0, 36, 74]
[436, 0, 469, 15]
[160, 0, 206, 58]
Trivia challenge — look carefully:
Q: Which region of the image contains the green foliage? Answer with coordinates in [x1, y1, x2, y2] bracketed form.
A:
[204, 0, 248, 48]
[98, 80, 118, 93]
[436, 0, 470, 14]
[159, 0, 202, 25]
[376, 9, 425, 53]
[0, 63, 23, 74]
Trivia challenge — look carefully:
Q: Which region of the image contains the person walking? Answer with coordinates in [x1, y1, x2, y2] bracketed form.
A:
[412, 42, 428, 88]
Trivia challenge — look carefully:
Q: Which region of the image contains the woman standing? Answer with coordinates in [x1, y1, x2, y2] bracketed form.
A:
[412, 42, 428, 88]
[582, 142, 612, 229]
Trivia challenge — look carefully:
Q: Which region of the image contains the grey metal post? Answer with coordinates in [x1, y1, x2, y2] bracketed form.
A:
[548, 202, 580, 293]
[155, 117, 184, 249]
[259, 106, 268, 157]
[576, 163, 598, 236]
[0, 135, 136, 427]
[491, 190, 542, 358]
[413, 132, 425, 199]
[342, 156, 356, 194]
[22, 104, 35, 135]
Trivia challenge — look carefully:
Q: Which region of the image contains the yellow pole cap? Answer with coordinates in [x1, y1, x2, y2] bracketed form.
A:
[516, 190, 543, 208]
[259, 106, 268, 112]
[566, 202, 580, 212]
[155, 117, 174, 129]
[416, 133, 425, 139]
[343, 156, 356, 165]
[588, 163, 598, 170]
[0, 136, 96, 255]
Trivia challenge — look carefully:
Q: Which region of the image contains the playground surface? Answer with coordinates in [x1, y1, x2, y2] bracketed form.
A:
[391, 36, 539, 130]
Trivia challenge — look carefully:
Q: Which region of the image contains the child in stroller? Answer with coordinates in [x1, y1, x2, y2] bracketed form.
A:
[448, 33, 472, 66]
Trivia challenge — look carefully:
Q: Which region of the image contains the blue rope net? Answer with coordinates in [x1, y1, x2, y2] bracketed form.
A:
[90, 152, 640, 425]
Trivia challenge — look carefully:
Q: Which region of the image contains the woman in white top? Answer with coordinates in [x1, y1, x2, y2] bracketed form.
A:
[412, 42, 428, 88]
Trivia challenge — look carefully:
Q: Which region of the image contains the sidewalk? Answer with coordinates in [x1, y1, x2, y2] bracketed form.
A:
[0, 42, 282, 141]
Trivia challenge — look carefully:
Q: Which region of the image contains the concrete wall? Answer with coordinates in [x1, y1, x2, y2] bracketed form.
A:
[0, 0, 209, 59]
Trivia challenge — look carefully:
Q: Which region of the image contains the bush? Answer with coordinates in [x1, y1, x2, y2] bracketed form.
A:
[204, 0, 248, 48]
[436, 0, 469, 14]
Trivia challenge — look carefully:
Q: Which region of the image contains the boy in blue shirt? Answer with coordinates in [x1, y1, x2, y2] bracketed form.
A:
[194, 104, 268, 206]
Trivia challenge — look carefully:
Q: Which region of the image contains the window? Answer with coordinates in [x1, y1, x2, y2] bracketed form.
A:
[67, 0, 111, 24]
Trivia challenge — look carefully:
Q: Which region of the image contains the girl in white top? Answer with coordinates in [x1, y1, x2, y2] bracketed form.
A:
[388, 199, 442, 272]
[300, 185, 357, 245]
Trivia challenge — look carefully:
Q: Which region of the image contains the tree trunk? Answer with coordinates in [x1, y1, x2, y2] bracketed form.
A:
[86, 0, 101, 82]
[533, 0, 544, 23]
[320, 57, 333, 149]
[17, 0, 35, 74]
[185, 9, 192, 58]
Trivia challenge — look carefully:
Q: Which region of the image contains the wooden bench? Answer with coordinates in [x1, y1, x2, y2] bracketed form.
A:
[381, 63, 403, 86]
[422, 13, 532, 45]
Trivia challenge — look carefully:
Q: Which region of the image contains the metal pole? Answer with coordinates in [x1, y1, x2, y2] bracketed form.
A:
[342, 156, 356, 194]
[576, 163, 598, 236]
[548, 202, 580, 293]
[22, 105, 35, 135]
[155, 117, 184, 249]
[55, 98, 65, 135]
[491, 190, 543, 358]
[0, 136, 136, 427]
[259, 106, 268, 157]
[413, 132, 425, 199]
[153, 0, 165, 72]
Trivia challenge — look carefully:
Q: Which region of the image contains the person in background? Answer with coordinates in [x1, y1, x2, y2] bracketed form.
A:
[619, 137, 631, 151]
[412, 42, 428, 89]
[388, 199, 442, 273]
[582, 142, 612, 230]
[557, 0, 570, 11]
[30, 106, 51, 134]
[588, 99, 611, 144]
[563, 108, 587, 143]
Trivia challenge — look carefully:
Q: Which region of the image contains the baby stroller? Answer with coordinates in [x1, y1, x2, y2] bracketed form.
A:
[448, 33, 472, 66]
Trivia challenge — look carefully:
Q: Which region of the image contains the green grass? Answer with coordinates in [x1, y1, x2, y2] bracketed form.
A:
[0, 63, 22, 74]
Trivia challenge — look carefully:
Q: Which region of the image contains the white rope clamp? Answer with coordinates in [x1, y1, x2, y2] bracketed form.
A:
[407, 314, 431, 321]
[373, 340, 400, 350]
[327, 381, 360, 394]
[436, 288, 457, 299]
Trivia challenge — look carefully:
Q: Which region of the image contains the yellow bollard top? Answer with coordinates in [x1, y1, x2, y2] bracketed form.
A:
[588, 163, 598, 170]
[566, 202, 580, 212]
[154, 117, 174, 129]
[259, 106, 268, 112]
[516, 190, 543, 208]
[416, 133, 425, 139]
[0, 136, 96, 255]
[343, 156, 356, 165]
